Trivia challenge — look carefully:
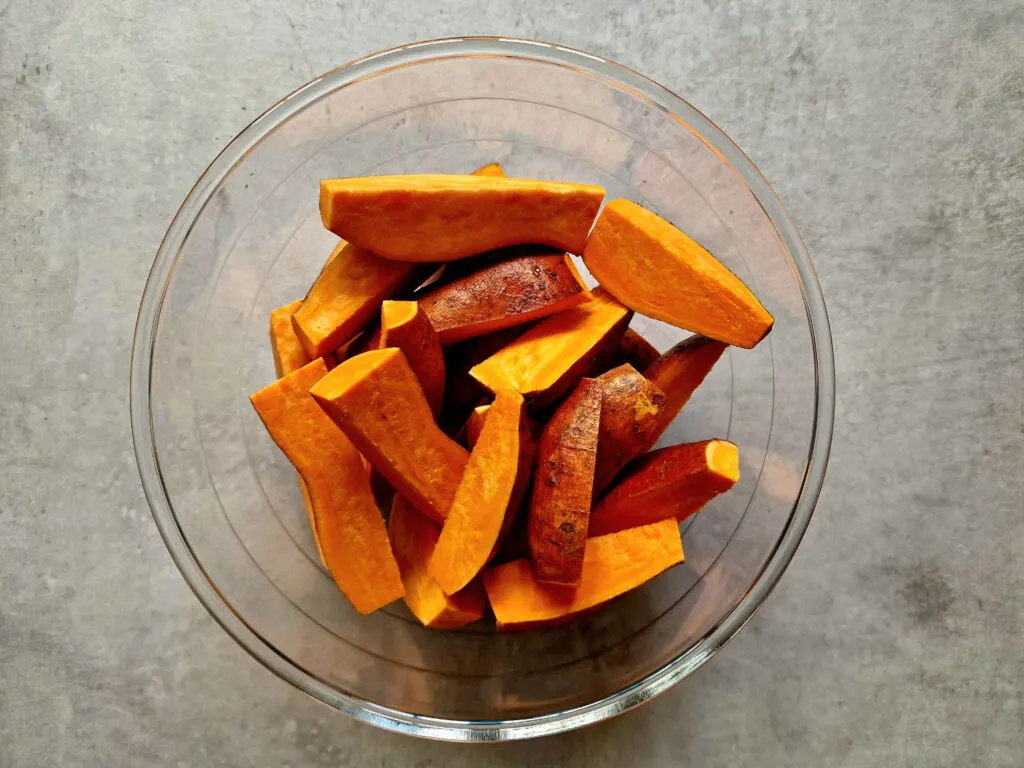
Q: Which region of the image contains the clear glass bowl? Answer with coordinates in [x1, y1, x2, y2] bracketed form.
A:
[131, 37, 834, 741]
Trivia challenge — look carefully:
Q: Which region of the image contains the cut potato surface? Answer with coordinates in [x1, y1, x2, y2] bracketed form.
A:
[583, 199, 774, 348]
[484, 519, 684, 630]
[250, 359, 403, 614]
[320, 175, 605, 262]
[310, 348, 468, 525]
[389, 495, 486, 629]
[469, 287, 631, 409]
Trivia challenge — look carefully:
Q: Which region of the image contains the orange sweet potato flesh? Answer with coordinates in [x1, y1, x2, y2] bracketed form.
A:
[269, 301, 326, 565]
[389, 495, 485, 628]
[249, 359, 403, 614]
[310, 348, 468, 525]
[643, 335, 727, 450]
[472, 162, 506, 177]
[610, 328, 660, 371]
[429, 390, 524, 594]
[463, 403, 538, 560]
[417, 250, 591, 345]
[583, 199, 774, 348]
[379, 300, 446, 417]
[593, 364, 667, 493]
[527, 377, 603, 586]
[589, 439, 739, 537]
[319, 175, 605, 262]
[484, 519, 684, 630]
[440, 325, 526, 431]
[270, 300, 313, 376]
[292, 240, 425, 358]
[469, 287, 631, 409]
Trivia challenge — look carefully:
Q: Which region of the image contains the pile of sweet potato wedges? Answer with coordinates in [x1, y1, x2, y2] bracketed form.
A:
[251, 163, 772, 630]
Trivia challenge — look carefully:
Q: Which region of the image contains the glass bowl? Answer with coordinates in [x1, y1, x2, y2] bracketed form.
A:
[131, 37, 834, 741]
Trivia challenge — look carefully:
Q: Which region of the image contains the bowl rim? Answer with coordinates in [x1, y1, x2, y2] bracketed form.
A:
[130, 36, 835, 742]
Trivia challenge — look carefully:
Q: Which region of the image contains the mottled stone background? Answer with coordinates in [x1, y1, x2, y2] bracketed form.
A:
[1, 1, 1022, 765]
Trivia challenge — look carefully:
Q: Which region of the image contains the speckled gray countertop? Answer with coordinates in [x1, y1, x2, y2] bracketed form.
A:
[2, 1, 1022, 765]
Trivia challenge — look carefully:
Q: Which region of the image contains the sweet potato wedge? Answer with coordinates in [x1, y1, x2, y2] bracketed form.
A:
[469, 287, 631, 409]
[583, 199, 774, 348]
[310, 348, 469, 525]
[292, 240, 425, 358]
[379, 300, 446, 417]
[463, 403, 539, 560]
[417, 250, 591, 345]
[484, 519, 684, 630]
[249, 360, 403, 614]
[589, 439, 739, 536]
[389, 495, 486, 629]
[319, 175, 605, 262]
[269, 301, 326, 564]
[472, 162, 506, 177]
[610, 328, 660, 371]
[429, 390, 524, 594]
[643, 335, 728, 450]
[527, 377, 603, 586]
[270, 300, 313, 376]
[593, 364, 666, 492]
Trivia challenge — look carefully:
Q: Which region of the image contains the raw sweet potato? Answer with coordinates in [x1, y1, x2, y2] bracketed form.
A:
[484, 519, 684, 630]
[379, 300, 446, 417]
[249, 359, 403, 614]
[429, 390, 524, 594]
[472, 162, 506, 177]
[589, 439, 739, 537]
[470, 288, 631, 409]
[309, 348, 468, 524]
[610, 328, 660, 371]
[269, 301, 325, 565]
[292, 240, 425, 358]
[527, 378, 603, 586]
[583, 199, 774, 348]
[388, 495, 485, 629]
[463, 403, 539, 560]
[643, 335, 727, 450]
[417, 250, 591, 345]
[319, 175, 605, 262]
[270, 300, 313, 376]
[593, 364, 666, 492]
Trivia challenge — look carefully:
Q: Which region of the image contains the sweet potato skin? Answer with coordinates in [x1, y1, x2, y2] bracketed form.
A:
[593, 364, 666, 492]
[292, 240, 424, 358]
[417, 251, 591, 345]
[589, 439, 739, 536]
[319, 175, 605, 262]
[610, 328, 660, 371]
[470, 288, 631, 410]
[379, 300, 446, 417]
[389, 495, 485, 629]
[484, 519, 684, 629]
[583, 199, 774, 348]
[429, 390, 524, 594]
[527, 377, 603, 586]
[249, 359, 403, 614]
[643, 335, 727, 450]
[310, 348, 468, 525]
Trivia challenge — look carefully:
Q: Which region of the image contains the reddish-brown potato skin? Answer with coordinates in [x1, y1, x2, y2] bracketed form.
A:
[527, 378, 603, 586]
[609, 328, 660, 371]
[592, 364, 667, 492]
[417, 251, 590, 345]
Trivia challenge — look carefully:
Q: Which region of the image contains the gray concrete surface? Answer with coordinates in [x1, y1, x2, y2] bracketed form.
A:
[2, 0, 1022, 765]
